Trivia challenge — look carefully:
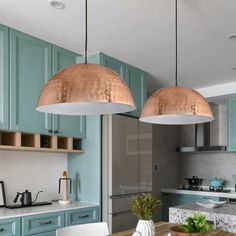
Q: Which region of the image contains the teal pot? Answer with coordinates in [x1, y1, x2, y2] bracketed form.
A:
[209, 177, 224, 187]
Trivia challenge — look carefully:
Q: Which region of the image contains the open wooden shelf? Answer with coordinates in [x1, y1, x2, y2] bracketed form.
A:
[21, 133, 35, 147]
[0, 131, 16, 146]
[0, 131, 83, 154]
[40, 135, 52, 149]
[58, 137, 68, 150]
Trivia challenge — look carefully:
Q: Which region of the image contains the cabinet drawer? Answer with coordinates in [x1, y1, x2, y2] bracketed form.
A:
[22, 212, 64, 236]
[0, 217, 20, 236]
[65, 207, 99, 226]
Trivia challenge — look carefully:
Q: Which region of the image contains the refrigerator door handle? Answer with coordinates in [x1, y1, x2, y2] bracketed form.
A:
[109, 191, 152, 199]
[109, 210, 132, 217]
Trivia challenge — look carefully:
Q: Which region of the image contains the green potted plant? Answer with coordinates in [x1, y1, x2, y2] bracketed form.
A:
[131, 193, 161, 236]
[170, 213, 213, 236]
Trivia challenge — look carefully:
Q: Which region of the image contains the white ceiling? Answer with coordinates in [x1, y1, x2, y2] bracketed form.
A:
[0, 0, 236, 93]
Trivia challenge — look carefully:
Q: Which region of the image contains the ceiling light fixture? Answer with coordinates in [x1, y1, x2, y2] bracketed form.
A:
[48, 0, 65, 9]
[140, 0, 214, 125]
[37, 0, 135, 115]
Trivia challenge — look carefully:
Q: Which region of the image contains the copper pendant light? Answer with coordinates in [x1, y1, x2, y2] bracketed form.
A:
[36, 0, 135, 115]
[140, 0, 214, 125]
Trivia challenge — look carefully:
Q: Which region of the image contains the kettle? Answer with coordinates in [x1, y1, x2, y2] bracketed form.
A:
[14, 190, 43, 206]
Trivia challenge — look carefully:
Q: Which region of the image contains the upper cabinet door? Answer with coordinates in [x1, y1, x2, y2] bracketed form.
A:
[125, 65, 147, 117]
[100, 53, 126, 81]
[0, 25, 9, 130]
[10, 29, 52, 133]
[52, 46, 86, 138]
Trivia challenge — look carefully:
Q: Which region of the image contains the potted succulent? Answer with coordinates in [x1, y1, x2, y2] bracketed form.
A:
[170, 213, 213, 236]
[131, 193, 161, 236]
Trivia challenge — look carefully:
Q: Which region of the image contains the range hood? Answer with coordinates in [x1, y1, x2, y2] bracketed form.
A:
[177, 103, 227, 152]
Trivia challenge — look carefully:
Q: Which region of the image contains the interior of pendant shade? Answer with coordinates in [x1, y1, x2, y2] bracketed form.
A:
[140, 114, 214, 125]
[36, 102, 136, 115]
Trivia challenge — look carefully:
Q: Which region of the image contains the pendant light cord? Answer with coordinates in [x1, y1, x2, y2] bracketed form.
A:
[85, 0, 88, 64]
[175, 0, 178, 86]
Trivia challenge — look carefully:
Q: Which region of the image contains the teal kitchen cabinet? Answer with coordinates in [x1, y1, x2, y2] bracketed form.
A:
[10, 29, 52, 134]
[228, 97, 236, 151]
[125, 65, 147, 117]
[100, 53, 126, 81]
[22, 211, 64, 236]
[52, 46, 86, 138]
[0, 217, 21, 236]
[0, 205, 99, 236]
[162, 193, 172, 222]
[0, 25, 9, 130]
[172, 194, 220, 206]
[82, 53, 148, 117]
[65, 207, 99, 226]
[9, 28, 86, 138]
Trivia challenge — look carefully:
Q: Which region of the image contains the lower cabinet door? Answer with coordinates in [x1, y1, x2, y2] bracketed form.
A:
[0, 217, 20, 236]
[65, 207, 99, 226]
[22, 212, 64, 236]
[162, 193, 172, 222]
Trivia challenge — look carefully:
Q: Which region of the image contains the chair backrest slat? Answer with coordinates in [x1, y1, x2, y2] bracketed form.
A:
[56, 222, 109, 236]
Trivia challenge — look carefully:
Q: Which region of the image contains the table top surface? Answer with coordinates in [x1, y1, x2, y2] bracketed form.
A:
[110, 222, 234, 236]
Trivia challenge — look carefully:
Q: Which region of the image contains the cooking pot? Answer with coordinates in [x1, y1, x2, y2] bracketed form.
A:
[185, 176, 203, 186]
[209, 177, 224, 187]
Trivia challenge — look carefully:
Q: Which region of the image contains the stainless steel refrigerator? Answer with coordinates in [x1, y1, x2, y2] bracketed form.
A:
[102, 115, 152, 233]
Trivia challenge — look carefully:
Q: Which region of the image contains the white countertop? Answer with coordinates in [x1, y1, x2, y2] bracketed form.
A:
[161, 187, 236, 199]
[0, 201, 98, 220]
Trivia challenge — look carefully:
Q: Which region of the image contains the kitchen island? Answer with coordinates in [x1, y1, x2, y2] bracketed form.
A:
[169, 203, 236, 233]
[111, 222, 234, 235]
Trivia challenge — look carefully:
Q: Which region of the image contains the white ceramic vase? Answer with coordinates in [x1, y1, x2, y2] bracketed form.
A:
[135, 219, 155, 236]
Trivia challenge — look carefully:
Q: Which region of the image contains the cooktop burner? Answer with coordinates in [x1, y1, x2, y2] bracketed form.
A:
[177, 187, 231, 193]
[208, 189, 231, 193]
[5, 201, 52, 209]
[177, 187, 203, 191]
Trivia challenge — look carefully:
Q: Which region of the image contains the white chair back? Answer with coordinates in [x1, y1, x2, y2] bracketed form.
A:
[56, 222, 109, 236]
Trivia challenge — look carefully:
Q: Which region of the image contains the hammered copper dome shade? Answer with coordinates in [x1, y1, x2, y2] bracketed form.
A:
[140, 86, 214, 125]
[36, 64, 136, 115]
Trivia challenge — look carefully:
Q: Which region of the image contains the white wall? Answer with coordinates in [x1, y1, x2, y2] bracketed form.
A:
[0, 150, 67, 204]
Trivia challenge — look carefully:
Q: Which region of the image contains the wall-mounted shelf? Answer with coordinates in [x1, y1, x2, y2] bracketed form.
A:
[0, 131, 83, 154]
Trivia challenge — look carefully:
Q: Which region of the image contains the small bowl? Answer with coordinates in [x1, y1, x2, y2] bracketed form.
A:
[170, 226, 207, 236]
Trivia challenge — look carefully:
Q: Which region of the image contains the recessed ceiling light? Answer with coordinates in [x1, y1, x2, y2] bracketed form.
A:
[228, 34, 236, 40]
[48, 0, 65, 9]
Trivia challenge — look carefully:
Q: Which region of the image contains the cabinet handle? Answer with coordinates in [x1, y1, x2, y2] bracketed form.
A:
[54, 130, 59, 134]
[78, 214, 89, 219]
[0, 228, 4, 232]
[38, 220, 52, 225]
[48, 129, 53, 133]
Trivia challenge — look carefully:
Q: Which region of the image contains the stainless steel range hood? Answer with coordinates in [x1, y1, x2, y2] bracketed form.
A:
[177, 103, 227, 152]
